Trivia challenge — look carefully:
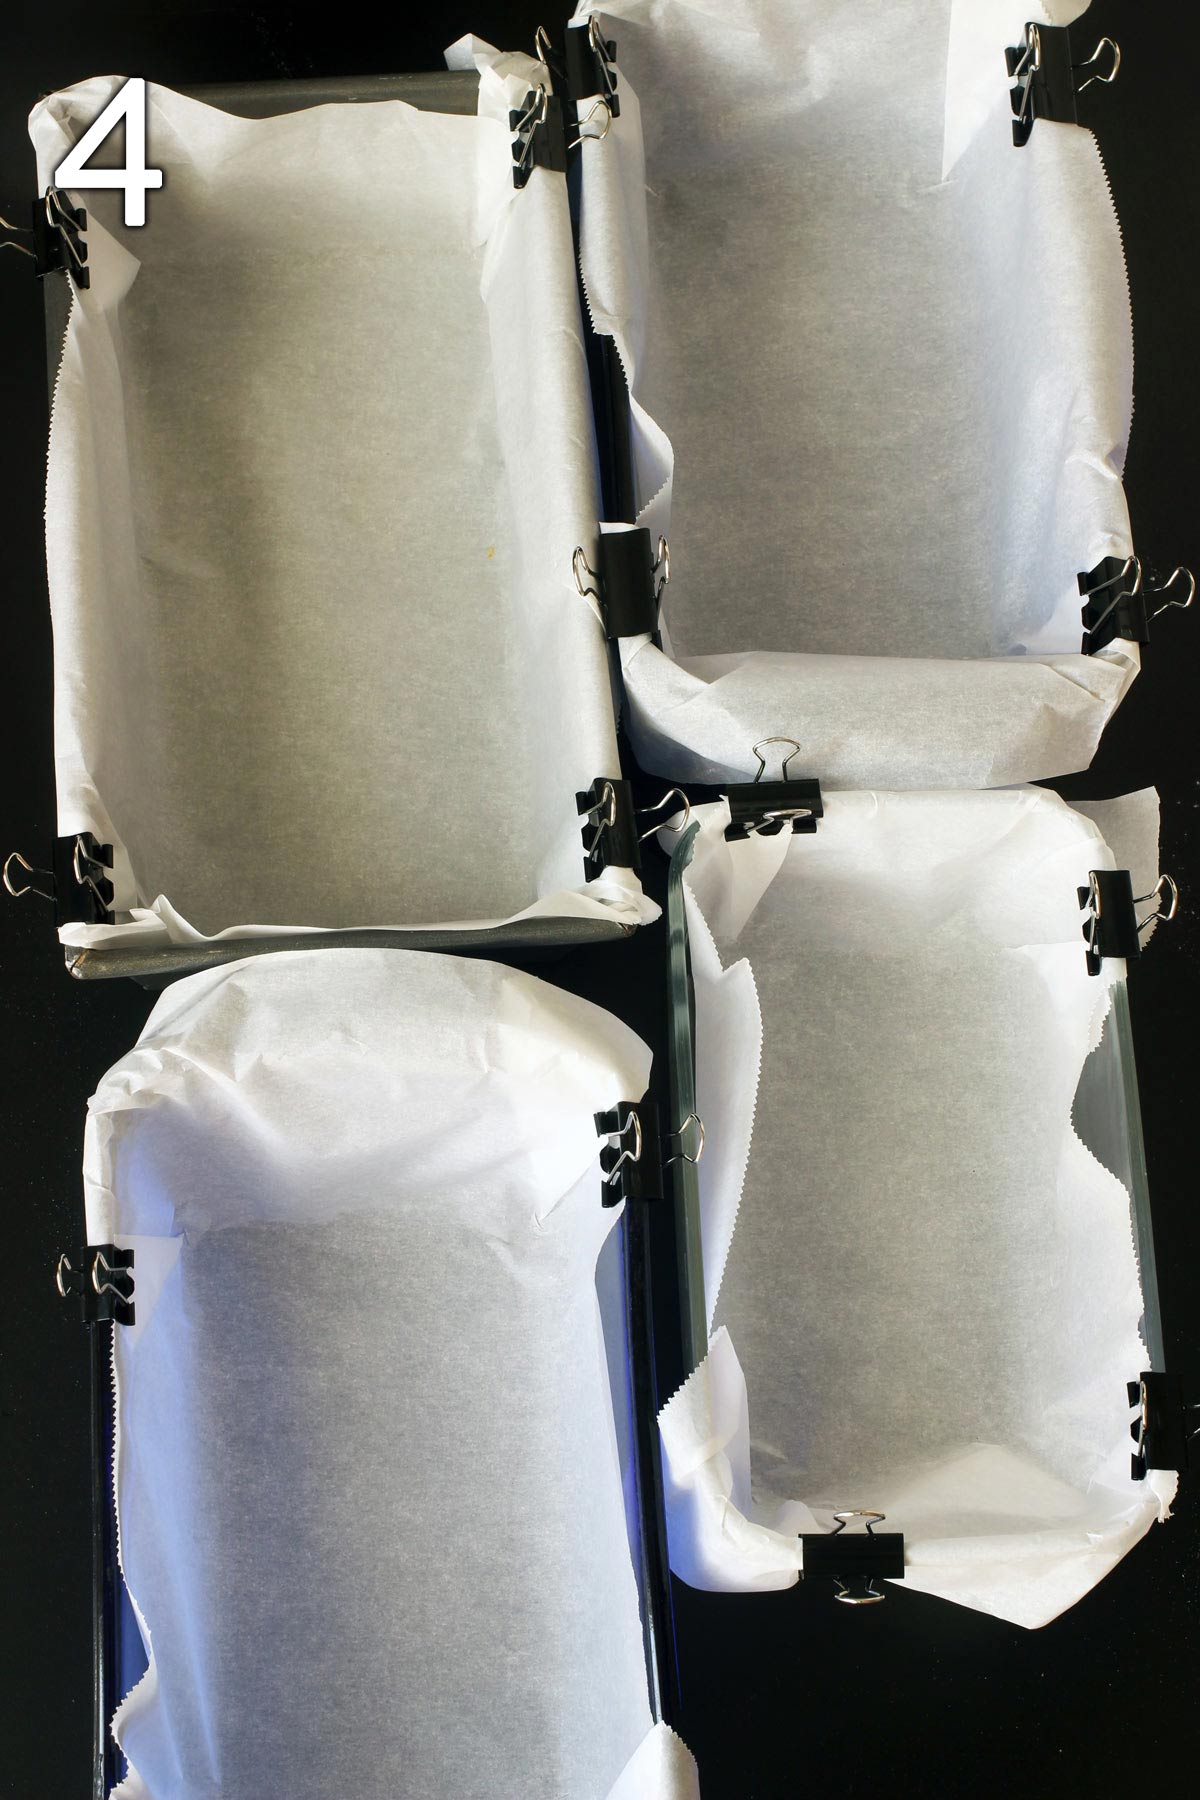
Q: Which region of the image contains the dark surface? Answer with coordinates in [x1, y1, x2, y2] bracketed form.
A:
[1, 3, 1196, 1797]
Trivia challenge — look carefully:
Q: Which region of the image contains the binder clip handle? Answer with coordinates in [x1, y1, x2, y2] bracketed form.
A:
[751, 737, 802, 783]
[1076, 35, 1121, 93]
[3, 850, 55, 902]
[0, 210, 36, 262]
[665, 1111, 705, 1166]
[1147, 566, 1195, 620]
[567, 99, 612, 151]
[1136, 873, 1179, 934]
[637, 787, 691, 843]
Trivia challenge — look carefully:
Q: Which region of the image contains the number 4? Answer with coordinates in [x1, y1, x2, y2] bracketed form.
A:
[54, 77, 163, 228]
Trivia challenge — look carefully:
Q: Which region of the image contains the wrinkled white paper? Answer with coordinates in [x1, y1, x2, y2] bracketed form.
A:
[573, 0, 1138, 787]
[86, 948, 699, 1797]
[658, 790, 1174, 1627]
[31, 74, 656, 948]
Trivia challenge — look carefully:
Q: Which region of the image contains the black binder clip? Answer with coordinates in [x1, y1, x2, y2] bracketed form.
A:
[58, 832, 115, 923]
[1078, 869, 1178, 976]
[1, 188, 89, 286]
[573, 531, 669, 640]
[596, 1100, 664, 1205]
[1079, 556, 1194, 653]
[562, 14, 621, 116]
[511, 85, 569, 188]
[800, 1512, 905, 1605]
[1006, 24, 1120, 146]
[578, 778, 640, 878]
[577, 780, 691, 877]
[723, 740, 823, 842]
[1128, 1372, 1199, 1481]
[4, 832, 114, 927]
[56, 1246, 135, 1326]
[36, 187, 90, 285]
[1079, 555, 1146, 650]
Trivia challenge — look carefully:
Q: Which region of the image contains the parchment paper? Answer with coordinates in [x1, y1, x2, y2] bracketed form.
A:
[31, 70, 655, 947]
[573, 0, 1139, 787]
[658, 790, 1174, 1627]
[86, 948, 698, 1797]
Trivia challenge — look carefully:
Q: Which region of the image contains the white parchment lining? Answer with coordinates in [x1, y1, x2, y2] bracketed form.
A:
[31, 68, 657, 950]
[658, 790, 1175, 1628]
[86, 948, 698, 1799]
[572, 0, 1139, 789]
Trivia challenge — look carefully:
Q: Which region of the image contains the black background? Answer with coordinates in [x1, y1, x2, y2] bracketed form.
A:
[1, 4, 1197, 1796]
